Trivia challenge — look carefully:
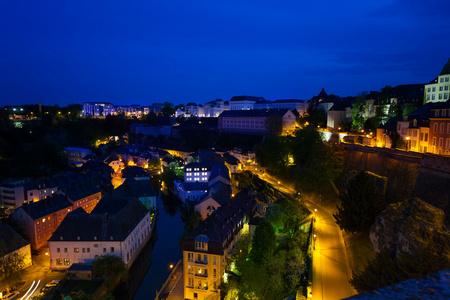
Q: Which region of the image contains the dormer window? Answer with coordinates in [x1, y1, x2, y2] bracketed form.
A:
[195, 235, 209, 251]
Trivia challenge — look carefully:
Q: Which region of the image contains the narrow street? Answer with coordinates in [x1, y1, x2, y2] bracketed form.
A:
[246, 166, 355, 300]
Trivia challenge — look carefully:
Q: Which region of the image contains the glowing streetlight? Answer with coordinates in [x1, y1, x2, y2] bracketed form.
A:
[169, 264, 173, 269]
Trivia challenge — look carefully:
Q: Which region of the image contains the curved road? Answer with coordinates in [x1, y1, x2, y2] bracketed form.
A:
[247, 166, 355, 300]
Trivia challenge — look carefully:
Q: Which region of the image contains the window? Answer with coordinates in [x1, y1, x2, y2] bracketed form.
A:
[439, 94, 443, 100]
[445, 93, 449, 100]
[433, 137, 436, 146]
[440, 86, 443, 91]
[428, 88, 431, 93]
[103, 248, 107, 253]
[420, 133, 424, 141]
[57, 248, 60, 253]
[213, 256, 216, 265]
[425, 133, 428, 142]
[446, 139, 450, 149]
[74, 248, 79, 253]
[213, 269, 217, 278]
[64, 258, 70, 266]
[432, 94, 435, 100]
[64, 248, 68, 253]
[82, 248, 86, 253]
[111, 247, 115, 253]
[440, 78, 444, 83]
[446, 86, 449, 90]
[87, 248, 90, 253]
[56, 259, 62, 266]
[441, 124, 445, 133]
[448, 124, 450, 133]
[439, 138, 443, 147]
[446, 77, 449, 82]
[433, 87, 436, 92]
[434, 124, 438, 132]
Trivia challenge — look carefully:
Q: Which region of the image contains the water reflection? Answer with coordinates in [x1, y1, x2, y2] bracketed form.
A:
[133, 187, 185, 300]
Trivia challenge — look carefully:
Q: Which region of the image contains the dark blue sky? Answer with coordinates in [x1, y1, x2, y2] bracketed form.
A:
[1, 0, 450, 107]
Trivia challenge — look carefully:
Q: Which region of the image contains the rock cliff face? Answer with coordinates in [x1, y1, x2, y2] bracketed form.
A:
[370, 198, 450, 258]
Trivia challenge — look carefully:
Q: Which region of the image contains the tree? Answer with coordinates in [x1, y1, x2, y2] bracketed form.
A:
[389, 132, 404, 149]
[230, 234, 250, 275]
[351, 92, 368, 130]
[148, 157, 161, 170]
[92, 255, 128, 292]
[161, 102, 176, 116]
[265, 205, 286, 232]
[249, 220, 276, 266]
[0, 241, 26, 290]
[334, 171, 385, 233]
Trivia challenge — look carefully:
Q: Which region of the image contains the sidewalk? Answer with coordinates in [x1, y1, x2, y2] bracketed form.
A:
[156, 261, 184, 300]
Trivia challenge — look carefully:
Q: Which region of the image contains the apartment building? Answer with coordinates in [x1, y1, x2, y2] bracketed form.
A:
[429, 100, 450, 154]
[182, 190, 256, 300]
[48, 196, 152, 270]
[425, 58, 450, 103]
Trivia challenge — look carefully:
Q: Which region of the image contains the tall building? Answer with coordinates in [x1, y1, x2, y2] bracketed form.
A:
[425, 58, 450, 103]
[82, 102, 115, 117]
[181, 190, 256, 300]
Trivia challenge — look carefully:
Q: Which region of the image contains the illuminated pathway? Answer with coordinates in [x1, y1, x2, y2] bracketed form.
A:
[309, 202, 354, 300]
[248, 167, 355, 300]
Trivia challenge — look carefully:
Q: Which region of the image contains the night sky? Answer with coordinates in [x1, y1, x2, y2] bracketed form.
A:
[1, 0, 450, 107]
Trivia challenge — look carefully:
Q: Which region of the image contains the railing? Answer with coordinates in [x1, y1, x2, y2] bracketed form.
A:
[195, 285, 209, 291]
[195, 273, 208, 278]
[194, 260, 208, 265]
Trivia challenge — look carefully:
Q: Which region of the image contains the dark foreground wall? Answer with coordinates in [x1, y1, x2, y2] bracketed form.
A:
[342, 144, 450, 224]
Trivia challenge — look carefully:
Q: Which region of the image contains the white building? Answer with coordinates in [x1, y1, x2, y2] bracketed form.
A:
[0, 180, 25, 210]
[229, 96, 264, 110]
[83, 102, 115, 117]
[184, 161, 217, 182]
[48, 196, 153, 270]
[425, 58, 450, 103]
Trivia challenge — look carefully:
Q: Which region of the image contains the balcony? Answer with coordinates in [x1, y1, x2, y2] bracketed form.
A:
[194, 260, 208, 265]
[195, 272, 208, 278]
[195, 285, 209, 291]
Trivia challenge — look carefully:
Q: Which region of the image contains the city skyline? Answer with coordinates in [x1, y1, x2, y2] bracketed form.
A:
[1, 1, 450, 107]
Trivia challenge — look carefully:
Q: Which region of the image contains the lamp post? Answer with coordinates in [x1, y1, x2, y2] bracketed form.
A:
[406, 136, 410, 151]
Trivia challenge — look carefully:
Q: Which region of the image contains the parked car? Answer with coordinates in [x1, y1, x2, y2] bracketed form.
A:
[2, 292, 20, 299]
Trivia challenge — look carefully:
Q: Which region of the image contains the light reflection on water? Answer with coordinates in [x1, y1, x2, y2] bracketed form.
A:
[133, 189, 185, 300]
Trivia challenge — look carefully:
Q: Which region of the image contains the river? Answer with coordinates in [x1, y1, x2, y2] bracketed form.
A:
[133, 190, 185, 300]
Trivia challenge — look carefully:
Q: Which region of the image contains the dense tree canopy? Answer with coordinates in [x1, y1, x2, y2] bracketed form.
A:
[255, 125, 343, 192]
[92, 255, 128, 292]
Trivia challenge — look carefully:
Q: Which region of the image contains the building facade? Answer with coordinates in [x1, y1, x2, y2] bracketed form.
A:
[83, 102, 115, 117]
[48, 196, 153, 270]
[425, 59, 450, 104]
[182, 191, 256, 300]
[218, 109, 296, 135]
[429, 100, 450, 154]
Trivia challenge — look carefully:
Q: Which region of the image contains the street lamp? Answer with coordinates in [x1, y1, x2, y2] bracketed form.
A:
[406, 136, 410, 151]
